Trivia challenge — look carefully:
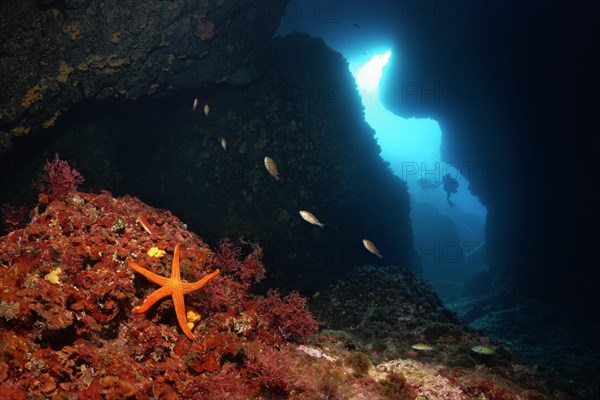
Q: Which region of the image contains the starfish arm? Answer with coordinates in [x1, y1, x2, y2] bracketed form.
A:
[181, 269, 220, 294]
[171, 243, 181, 280]
[132, 284, 174, 314]
[127, 258, 171, 286]
[172, 286, 195, 340]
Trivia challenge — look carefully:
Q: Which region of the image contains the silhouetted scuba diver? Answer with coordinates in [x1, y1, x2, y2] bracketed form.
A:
[442, 173, 459, 208]
[417, 177, 442, 192]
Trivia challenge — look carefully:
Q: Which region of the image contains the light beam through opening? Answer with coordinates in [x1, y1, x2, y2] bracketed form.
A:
[351, 51, 487, 296]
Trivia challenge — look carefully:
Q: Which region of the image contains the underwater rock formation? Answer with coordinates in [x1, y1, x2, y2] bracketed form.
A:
[0, 190, 570, 399]
[380, 0, 596, 313]
[312, 265, 575, 399]
[0, 0, 288, 154]
[0, 190, 317, 397]
[3, 0, 417, 293]
[0, 33, 417, 293]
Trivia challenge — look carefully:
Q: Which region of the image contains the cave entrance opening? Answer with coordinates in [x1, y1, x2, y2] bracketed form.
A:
[350, 51, 487, 304]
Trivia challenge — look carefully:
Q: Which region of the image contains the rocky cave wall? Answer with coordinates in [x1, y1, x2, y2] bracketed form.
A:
[0, 2, 418, 293]
[0, 0, 288, 155]
[380, 0, 596, 309]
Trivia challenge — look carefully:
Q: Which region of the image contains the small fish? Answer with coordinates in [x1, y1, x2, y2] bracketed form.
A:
[352, 23, 360, 29]
[363, 239, 383, 258]
[411, 343, 434, 352]
[203, 104, 210, 117]
[471, 345, 495, 355]
[220, 137, 227, 151]
[192, 97, 199, 111]
[299, 210, 325, 228]
[264, 156, 281, 182]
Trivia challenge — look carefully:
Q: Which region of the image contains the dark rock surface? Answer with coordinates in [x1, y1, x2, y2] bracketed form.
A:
[449, 297, 600, 399]
[380, 0, 597, 313]
[0, 0, 287, 155]
[311, 265, 573, 399]
[1, 1, 417, 293]
[0, 32, 418, 293]
[313, 264, 461, 363]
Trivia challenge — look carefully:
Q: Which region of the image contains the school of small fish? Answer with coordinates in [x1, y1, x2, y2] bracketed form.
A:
[186, 96, 494, 355]
[190, 97, 385, 259]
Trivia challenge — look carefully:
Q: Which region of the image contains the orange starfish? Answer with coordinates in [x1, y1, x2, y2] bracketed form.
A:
[126, 243, 220, 340]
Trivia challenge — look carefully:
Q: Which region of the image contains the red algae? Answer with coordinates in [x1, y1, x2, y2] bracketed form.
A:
[41, 154, 84, 200]
[0, 191, 323, 398]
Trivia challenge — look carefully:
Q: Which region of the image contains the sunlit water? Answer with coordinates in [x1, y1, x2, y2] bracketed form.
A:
[350, 52, 487, 284]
